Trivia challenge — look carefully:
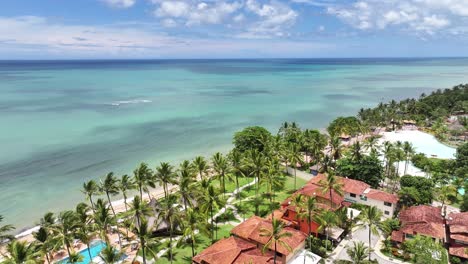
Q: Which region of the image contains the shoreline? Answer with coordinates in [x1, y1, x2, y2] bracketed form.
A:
[11, 128, 458, 240]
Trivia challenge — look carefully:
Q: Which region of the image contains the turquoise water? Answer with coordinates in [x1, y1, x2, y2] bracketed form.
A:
[1, 58, 468, 230]
[59, 240, 106, 264]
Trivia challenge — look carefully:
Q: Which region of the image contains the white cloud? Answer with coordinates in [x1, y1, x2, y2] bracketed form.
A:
[154, 1, 242, 26]
[241, 0, 298, 38]
[100, 0, 136, 8]
[327, 0, 468, 35]
[0, 15, 331, 59]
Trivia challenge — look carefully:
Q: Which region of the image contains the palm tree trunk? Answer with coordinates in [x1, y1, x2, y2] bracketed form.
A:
[294, 168, 297, 189]
[123, 193, 128, 212]
[141, 238, 147, 264]
[106, 192, 122, 247]
[330, 190, 333, 209]
[369, 228, 372, 261]
[169, 220, 173, 264]
[139, 185, 143, 199]
[65, 242, 72, 262]
[45, 253, 51, 264]
[222, 173, 226, 198]
[191, 233, 196, 257]
[274, 242, 277, 264]
[87, 245, 93, 263]
[235, 174, 240, 200]
[89, 195, 96, 212]
[210, 207, 214, 243]
[106, 192, 117, 216]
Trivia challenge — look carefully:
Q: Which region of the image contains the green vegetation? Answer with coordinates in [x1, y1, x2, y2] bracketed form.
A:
[402, 235, 448, 264]
[1, 84, 466, 263]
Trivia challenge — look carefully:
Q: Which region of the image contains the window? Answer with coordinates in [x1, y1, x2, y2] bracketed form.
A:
[384, 211, 390, 215]
[384, 202, 392, 207]
[350, 193, 356, 198]
[360, 195, 367, 201]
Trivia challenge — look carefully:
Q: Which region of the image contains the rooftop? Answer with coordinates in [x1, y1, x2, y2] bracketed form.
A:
[397, 205, 445, 240]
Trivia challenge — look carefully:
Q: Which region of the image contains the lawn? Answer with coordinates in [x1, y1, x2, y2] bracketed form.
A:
[154, 224, 234, 263]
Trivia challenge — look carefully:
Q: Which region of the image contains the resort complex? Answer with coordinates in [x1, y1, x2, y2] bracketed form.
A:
[0, 85, 467, 264]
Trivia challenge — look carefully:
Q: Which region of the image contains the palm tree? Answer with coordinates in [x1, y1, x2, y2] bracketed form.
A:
[330, 136, 343, 162]
[295, 195, 317, 254]
[193, 156, 209, 180]
[0, 215, 14, 242]
[119, 174, 135, 212]
[316, 210, 337, 252]
[260, 218, 292, 264]
[364, 135, 380, 153]
[93, 199, 114, 243]
[158, 195, 182, 264]
[178, 163, 199, 211]
[155, 162, 177, 200]
[52, 210, 79, 260]
[201, 184, 224, 243]
[100, 245, 124, 264]
[263, 158, 283, 216]
[2, 240, 40, 264]
[320, 171, 344, 209]
[133, 217, 158, 264]
[33, 227, 56, 264]
[288, 143, 303, 190]
[245, 149, 267, 197]
[357, 206, 382, 261]
[229, 150, 245, 200]
[100, 172, 119, 217]
[133, 162, 152, 198]
[81, 180, 99, 212]
[382, 141, 394, 178]
[130, 195, 152, 228]
[75, 203, 96, 260]
[437, 185, 457, 209]
[183, 208, 205, 257]
[212, 152, 231, 197]
[402, 141, 415, 175]
[346, 241, 370, 264]
[350, 141, 363, 161]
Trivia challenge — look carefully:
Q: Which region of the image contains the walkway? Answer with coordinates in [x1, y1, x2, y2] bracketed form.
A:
[153, 178, 257, 260]
[328, 224, 409, 264]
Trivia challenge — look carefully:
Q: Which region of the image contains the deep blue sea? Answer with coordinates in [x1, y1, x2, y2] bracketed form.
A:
[1, 58, 467, 230]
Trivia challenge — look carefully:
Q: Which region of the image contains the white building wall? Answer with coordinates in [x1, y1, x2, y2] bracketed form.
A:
[343, 192, 395, 218]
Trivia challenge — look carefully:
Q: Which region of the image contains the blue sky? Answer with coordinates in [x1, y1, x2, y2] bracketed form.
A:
[1, 0, 468, 59]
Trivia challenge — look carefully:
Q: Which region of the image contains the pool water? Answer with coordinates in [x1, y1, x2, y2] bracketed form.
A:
[59, 240, 106, 264]
[459, 188, 465, 196]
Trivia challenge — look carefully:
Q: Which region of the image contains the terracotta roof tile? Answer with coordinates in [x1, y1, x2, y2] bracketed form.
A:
[193, 236, 256, 264]
[448, 212, 468, 226]
[308, 174, 369, 195]
[398, 205, 445, 240]
[231, 216, 307, 257]
[233, 248, 274, 264]
[451, 234, 468, 243]
[366, 189, 398, 204]
[449, 246, 468, 259]
[391, 231, 404, 243]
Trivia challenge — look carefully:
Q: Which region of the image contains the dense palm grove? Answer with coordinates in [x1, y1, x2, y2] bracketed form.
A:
[0, 84, 466, 264]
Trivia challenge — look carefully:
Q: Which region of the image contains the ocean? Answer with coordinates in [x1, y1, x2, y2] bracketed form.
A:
[1, 58, 467, 230]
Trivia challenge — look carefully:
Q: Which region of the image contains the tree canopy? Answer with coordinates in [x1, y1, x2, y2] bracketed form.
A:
[336, 155, 384, 188]
[233, 126, 272, 153]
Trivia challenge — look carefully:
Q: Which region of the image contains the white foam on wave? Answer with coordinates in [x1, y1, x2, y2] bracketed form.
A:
[109, 99, 152, 106]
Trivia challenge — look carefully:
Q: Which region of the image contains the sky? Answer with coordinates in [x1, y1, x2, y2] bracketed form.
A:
[1, 0, 468, 59]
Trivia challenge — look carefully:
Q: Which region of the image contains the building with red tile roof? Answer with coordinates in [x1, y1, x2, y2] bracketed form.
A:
[192, 236, 275, 264]
[230, 216, 307, 263]
[391, 205, 446, 244]
[447, 212, 468, 260]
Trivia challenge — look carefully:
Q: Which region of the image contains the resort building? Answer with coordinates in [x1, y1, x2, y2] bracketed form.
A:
[446, 212, 468, 261]
[302, 174, 398, 218]
[391, 205, 446, 244]
[193, 216, 309, 264]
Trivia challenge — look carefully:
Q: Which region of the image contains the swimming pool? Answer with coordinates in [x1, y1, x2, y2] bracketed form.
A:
[380, 130, 456, 159]
[58, 240, 106, 264]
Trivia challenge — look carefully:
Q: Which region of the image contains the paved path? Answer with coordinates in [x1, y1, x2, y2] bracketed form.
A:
[329, 224, 409, 264]
[153, 179, 257, 260]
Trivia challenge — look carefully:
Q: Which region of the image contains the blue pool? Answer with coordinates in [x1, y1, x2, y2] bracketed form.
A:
[59, 240, 106, 264]
[459, 188, 465, 196]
